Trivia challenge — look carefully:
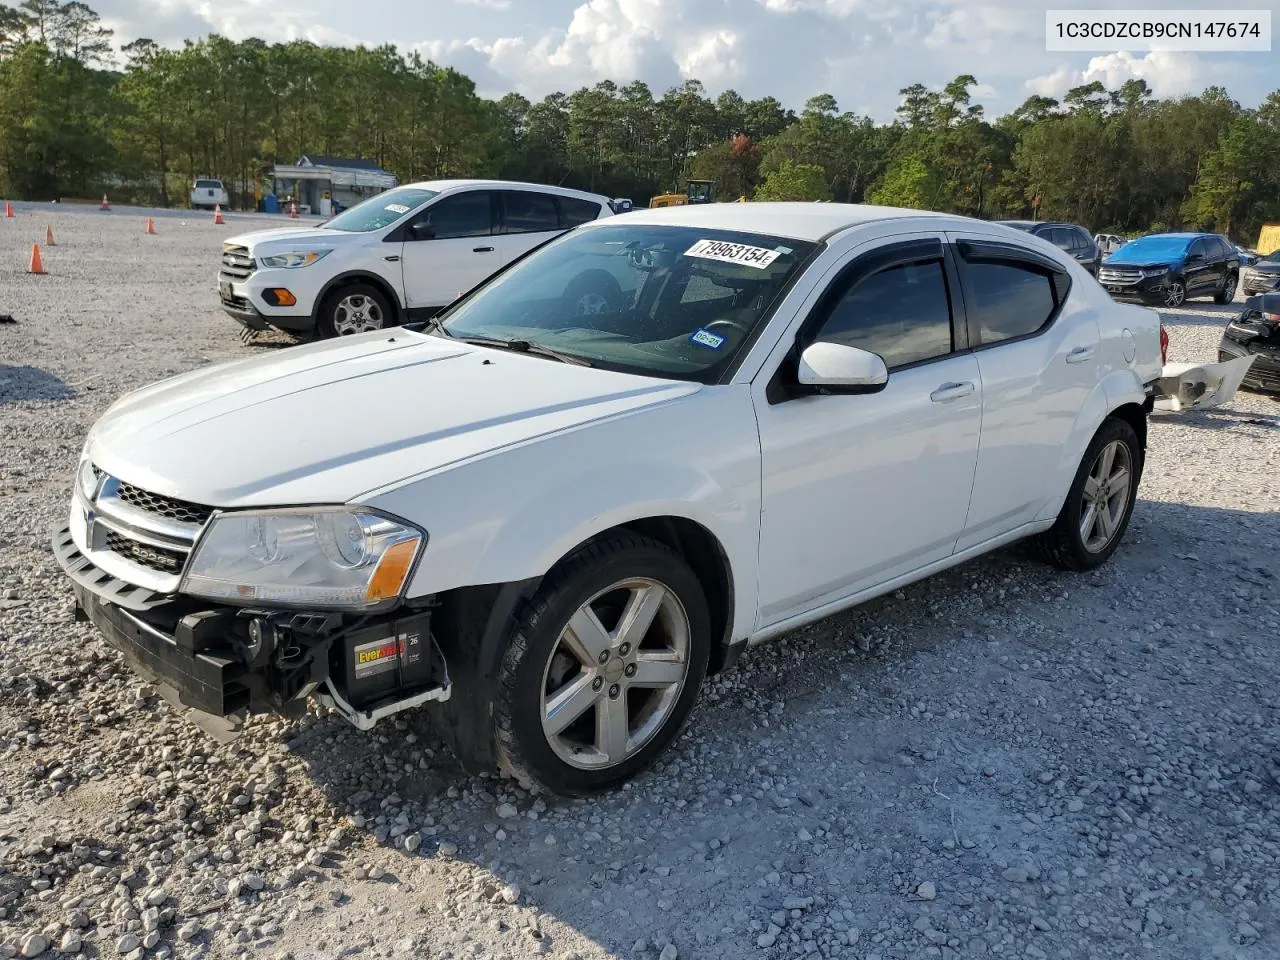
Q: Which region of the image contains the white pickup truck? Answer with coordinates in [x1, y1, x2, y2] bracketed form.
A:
[59, 202, 1202, 796]
[191, 179, 229, 211]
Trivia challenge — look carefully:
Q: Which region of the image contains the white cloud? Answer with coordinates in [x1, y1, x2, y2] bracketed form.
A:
[454, 0, 511, 8]
[1027, 50, 1204, 99]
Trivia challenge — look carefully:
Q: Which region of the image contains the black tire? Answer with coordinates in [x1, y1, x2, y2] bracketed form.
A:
[317, 282, 394, 338]
[1031, 417, 1142, 571]
[1214, 271, 1238, 305]
[494, 532, 711, 796]
[562, 270, 623, 318]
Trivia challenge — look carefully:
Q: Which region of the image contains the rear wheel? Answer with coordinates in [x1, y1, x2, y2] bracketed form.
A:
[318, 283, 392, 338]
[1214, 272, 1238, 305]
[494, 533, 710, 796]
[1031, 417, 1141, 571]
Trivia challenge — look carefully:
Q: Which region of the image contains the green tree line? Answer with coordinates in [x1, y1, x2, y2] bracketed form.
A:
[3, 0, 1279, 241]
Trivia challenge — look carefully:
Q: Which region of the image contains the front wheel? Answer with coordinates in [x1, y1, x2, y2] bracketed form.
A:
[1214, 272, 1238, 305]
[318, 283, 392, 338]
[494, 533, 711, 796]
[1163, 280, 1186, 308]
[1031, 417, 1141, 571]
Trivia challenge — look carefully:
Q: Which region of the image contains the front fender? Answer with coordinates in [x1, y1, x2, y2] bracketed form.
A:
[364, 387, 762, 642]
[1034, 368, 1144, 523]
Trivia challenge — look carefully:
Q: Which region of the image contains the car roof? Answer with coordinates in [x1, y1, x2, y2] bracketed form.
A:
[1139, 232, 1214, 240]
[589, 202, 984, 243]
[402, 179, 611, 203]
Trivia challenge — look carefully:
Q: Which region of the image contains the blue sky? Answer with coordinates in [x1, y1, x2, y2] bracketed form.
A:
[93, 0, 1280, 119]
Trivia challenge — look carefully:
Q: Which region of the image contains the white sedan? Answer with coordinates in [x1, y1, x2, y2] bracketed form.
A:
[57, 202, 1164, 796]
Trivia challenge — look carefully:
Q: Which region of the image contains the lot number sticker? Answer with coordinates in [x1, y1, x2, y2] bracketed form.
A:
[384, 203, 411, 214]
[685, 239, 782, 270]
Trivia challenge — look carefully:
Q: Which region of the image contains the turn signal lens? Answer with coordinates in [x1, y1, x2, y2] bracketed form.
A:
[265, 288, 297, 307]
[365, 538, 420, 602]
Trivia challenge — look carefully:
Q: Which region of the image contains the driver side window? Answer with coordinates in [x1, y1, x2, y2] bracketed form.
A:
[410, 192, 494, 241]
[812, 258, 955, 370]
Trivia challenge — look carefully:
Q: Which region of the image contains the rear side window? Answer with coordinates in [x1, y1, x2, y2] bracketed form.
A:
[559, 196, 602, 228]
[1044, 227, 1074, 251]
[501, 192, 561, 234]
[1072, 228, 1094, 252]
[813, 259, 954, 369]
[1212, 237, 1235, 259]
[963, 261, 1059, 346]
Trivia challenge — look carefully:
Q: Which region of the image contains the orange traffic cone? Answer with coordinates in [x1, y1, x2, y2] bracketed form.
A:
[28, 243, 45, 274]
[45, 225, 55, 246]
[145, 216, 155, 235]
[4, 201, 13, 218]
[213, 204, 224, 225]
[100, 194, 110, 211]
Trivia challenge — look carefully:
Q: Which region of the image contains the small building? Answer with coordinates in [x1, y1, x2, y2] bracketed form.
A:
[267, 155, 398, 216]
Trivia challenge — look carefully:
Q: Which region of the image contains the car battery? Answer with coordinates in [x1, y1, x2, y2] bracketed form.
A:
[335, 612, 436, 709]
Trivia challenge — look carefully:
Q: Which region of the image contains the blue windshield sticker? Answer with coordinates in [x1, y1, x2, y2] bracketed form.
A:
[689, 328, 726, 350]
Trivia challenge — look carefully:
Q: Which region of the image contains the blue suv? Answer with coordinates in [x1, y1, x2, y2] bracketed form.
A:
[1097, 232, 1239, 308]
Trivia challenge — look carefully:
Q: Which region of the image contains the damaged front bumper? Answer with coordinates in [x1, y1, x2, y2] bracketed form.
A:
[1151, 354, 1258, 411]
[59, 525, 450, 739]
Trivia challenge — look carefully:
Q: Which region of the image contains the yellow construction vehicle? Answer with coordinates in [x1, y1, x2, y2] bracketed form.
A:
[649, 179, 716, 208]
[1257, 223, 1280, 256]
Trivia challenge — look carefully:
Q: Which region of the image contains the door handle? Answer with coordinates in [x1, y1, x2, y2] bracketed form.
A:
[383, 255, 400, 262]
[1066, 345, 1095, 364]
[930, 381, 974, 403]
[473, 246, 495, 253]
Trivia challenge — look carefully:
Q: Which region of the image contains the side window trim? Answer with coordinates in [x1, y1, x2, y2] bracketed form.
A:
[765, 237, 961, 404]
[951, 237, 1072, 351]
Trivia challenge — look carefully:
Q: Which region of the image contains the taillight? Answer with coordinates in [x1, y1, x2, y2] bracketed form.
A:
[1159, 324, 1169, 365]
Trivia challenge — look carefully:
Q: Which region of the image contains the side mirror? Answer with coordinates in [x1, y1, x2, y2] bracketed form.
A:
[797, 342, 888, 394]
[409, 221, 435, 240]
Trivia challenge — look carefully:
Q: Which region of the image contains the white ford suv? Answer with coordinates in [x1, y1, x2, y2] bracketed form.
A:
[218, 180, 617, 339]
[60, 203, 1165, 796]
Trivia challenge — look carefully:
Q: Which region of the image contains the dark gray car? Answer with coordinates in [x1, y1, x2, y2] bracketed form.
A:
[996, 220, 1102, 275]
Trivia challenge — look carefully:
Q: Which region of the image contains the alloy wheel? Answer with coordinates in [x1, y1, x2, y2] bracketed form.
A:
[540, 577, 691, 770]
[1164, 281, 1186, 308]
[1079, 439, 1133, 553]
[332, 294, 384, 335]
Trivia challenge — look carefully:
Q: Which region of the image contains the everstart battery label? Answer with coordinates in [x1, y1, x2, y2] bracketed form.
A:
[353, 630, 423, 680]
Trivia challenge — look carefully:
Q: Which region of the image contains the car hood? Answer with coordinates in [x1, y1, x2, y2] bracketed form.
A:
[1103, 253, 1178, 268]
[1249, 260, 1280, 274]
[225, 226, 357, 250]
[86, 332, 698, 508]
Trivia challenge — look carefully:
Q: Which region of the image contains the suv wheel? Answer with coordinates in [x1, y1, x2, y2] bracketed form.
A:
[1214, 272, 1238, 305]
[319, 283, 392, 337]
[562, 270, 624, 318]
[1032, 417, 1141, 571]
[494, 533, 710, 796]
[1163, 280, 1186, 308]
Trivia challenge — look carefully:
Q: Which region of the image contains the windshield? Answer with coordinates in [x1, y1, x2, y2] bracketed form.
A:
[1109, 235, 1192, 262]
[323, 187, 438, 233]
[436, 224, 818, 382]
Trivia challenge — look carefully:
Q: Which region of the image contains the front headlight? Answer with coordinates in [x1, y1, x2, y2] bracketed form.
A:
[1140, 267, 1169, 278]
[259, 250, 331, 269]
[77, 455, 101, 502]
[181, 508, 423, 610]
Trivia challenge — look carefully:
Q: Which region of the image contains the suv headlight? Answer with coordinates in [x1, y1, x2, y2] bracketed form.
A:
[182, 508, 423, 610]
[1139, 267, 1170, 278]
[259, 250, 331, 269]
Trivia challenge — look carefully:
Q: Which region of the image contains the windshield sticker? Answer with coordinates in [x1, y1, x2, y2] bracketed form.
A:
[689, 328, 726, 350]
[684, 239, 781, 270]
[384, 203, 410, 214]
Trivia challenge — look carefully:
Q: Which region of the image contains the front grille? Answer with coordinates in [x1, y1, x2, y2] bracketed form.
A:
[103, 531, 186, 573]
[1098, 266, 1142, 283]
[220, 244, 256, 280]
[116, 481, 214, 525]
[1243, 272, 1280, 292]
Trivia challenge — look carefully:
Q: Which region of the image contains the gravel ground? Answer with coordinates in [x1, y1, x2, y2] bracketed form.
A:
[2, 208, 1279, 960]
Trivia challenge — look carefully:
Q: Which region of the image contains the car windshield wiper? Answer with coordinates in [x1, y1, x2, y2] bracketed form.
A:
[455, 336, 593, 366]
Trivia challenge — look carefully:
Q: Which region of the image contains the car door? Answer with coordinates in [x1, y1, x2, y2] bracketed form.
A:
[944, 233, 1101, 550]
[495, 190, 577, 266]
[752, 236, 982, 628]
[1071, 227, 1101, 274]
[1183, 238, 1216, 294]
[1211, 237, 1234, 290]
[398, 190, 499, 310]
